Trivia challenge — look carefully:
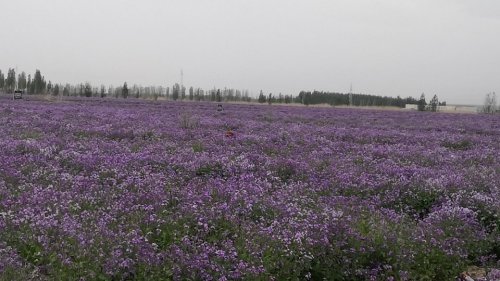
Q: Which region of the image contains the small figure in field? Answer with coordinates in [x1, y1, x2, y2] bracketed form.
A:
[217, 104, 223, 112]
[225, 130, 234, 138]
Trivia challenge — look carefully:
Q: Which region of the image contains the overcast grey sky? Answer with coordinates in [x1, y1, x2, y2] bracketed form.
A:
[2, 0, 499, 104]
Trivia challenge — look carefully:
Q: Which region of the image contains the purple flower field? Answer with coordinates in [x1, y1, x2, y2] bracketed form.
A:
[0, 98, 499, 280]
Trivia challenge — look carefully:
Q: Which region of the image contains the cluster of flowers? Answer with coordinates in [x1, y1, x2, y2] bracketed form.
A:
[0, 98, 499, 280]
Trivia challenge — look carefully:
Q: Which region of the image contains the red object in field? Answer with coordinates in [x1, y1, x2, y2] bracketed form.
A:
[225, 130, 234, 138]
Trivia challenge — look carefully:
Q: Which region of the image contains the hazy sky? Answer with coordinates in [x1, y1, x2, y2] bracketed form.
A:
[2, 0, 500, 104]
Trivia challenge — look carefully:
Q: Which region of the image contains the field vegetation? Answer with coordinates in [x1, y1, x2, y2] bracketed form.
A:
[0, 98, 499, 280]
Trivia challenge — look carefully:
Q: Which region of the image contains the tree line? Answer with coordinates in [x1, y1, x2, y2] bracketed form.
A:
[3, 67, 497, 113]
[288, 91, 425, 107]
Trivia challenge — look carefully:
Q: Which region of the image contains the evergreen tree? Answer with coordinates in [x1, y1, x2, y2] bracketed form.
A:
[0, 70, 4, 91]
[189, 87, 194, 100]
[134, 85, 140, 98]
[258, 90, 266, 103]
[181, 86, 186, 100]
[172, 83, 180, 100]
[47, 81, 53, 95]
[100, 85, 106, 98]
[17, 71, 27, 90]
[84, 82, 92, 97]
[216, 89, 222, 102]
[53, 84, 60, 96]
[33, 70, 45, 94]
[278, 93, 284, 103]
[26, 74, 31, 93]
[210, 89, 216, 101]
[195, 88, 201, 101]
[268, 93, 273, 105]
[303, 92, 312, 105]
[122, 82, 129, 98]
[284, 95, 292, 104]
[6, 68, 16, 93]
[417, 93, 427, 111]
[429, 95, 439, 112]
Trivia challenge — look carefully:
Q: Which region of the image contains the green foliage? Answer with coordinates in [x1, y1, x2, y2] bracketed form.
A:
[442, 139, 473, 151]
[399, 188, 442, 219]
[409, 247, 465, 281]
[192, 142, 204, 153]
[140, 131, 156, 141]
[249, 204, 277, 225]
[274, 162, 306, 183]
[195, 163, 226, 178]
[148, 217, 197, 251]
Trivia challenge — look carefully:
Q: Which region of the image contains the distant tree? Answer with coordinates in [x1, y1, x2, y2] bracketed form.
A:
[0, 70, 4, 91]
[33, 70, 45, 94]
[63, 84, 70, 96]
[303, 92, 312, 106]
[53, 84, 60, 96]
[195, 88, 202, 101]
[6, 68, 16, 93]
[100, 85, 106, 98]
[284, 95, 292, 104]
[172, 83, 180, 100]
[429, 94, 439, 112]
[277, 93, 284, 103]
[108, 86, 114, 98]
[268, 93, 273, 105]
[189, 86, 194, 100]
[26, 74, 31, 93]
[417, 93, 427, 111]
[47, 81, 53, 95]
[482, 92, 497, 114]
[122, 82, 129, 98]
[258, 90, 266, 103]
[216, 89, 222, 102]
[210, 89, 216, 101]
[181, 86, 186, 100]
[17, 71, 27, 90]
[82, 82, 91, 97]
[134, 85, 140, 98]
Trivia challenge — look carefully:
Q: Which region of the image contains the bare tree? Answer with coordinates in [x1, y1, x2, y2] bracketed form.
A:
[482, 92, 497, 114]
